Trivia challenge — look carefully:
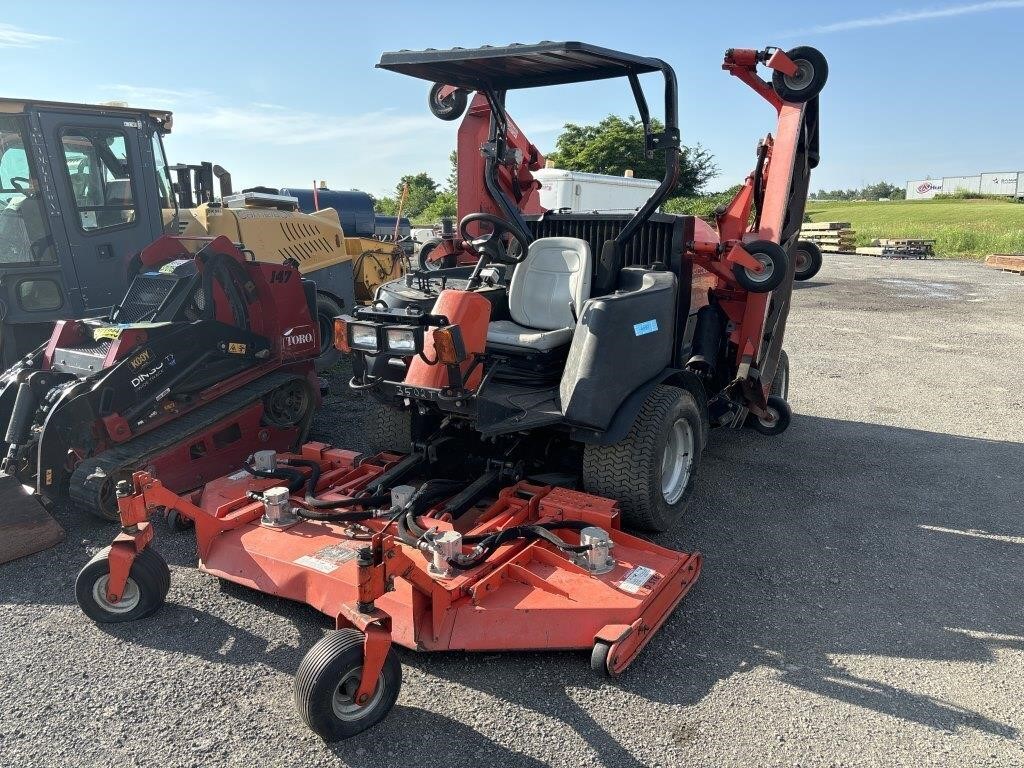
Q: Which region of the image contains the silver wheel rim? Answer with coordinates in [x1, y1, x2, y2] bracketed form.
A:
[92, 575, 141, 614]
[421, 246, 441, 271]
[661, 418, 695, 505]
[794, 249, 810, 273]
[745, 253, 775, 284]
[759, 406, 779, 429]
[331, 665, 385, 721]
[784, 60, 814, 91]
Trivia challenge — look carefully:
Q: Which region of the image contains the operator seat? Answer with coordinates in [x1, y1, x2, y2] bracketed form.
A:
[485, 237, 591, 351]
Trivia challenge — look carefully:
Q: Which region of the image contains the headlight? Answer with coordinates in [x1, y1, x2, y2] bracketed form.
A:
[384, 326, 421, 354]
[349, 322, 380, 352]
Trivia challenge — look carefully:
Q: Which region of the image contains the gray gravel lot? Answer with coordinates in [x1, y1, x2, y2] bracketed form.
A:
[1, 253, 1022, 767]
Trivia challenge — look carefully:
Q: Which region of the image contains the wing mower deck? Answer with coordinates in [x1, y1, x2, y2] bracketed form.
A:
[78, 444, 701, 739]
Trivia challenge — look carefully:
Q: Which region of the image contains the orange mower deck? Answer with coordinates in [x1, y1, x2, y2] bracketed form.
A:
[85, 442, 701, 738]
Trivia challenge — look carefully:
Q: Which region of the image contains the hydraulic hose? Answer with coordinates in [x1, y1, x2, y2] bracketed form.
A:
[284, 458, 391, 511]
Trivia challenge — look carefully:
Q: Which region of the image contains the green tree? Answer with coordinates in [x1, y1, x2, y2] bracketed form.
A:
[446, 150, 458, 193]
[374, 195, 397, 215]
[546, 115, 718, 196]
[419, 190, 457, 224]
[394, 172, 439, 219]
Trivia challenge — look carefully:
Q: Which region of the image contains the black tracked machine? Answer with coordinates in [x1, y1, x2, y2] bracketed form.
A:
[0, 234, 321, 562]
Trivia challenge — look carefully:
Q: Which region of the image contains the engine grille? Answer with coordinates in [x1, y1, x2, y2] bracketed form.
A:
[527, 212, 688, 270]
[114, 275, 178, 324]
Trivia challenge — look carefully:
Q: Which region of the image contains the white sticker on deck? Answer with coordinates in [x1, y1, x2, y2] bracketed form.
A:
[618, 565, 657, 594]
[227, 470, 249, 481]
[294, 555, 339, 574]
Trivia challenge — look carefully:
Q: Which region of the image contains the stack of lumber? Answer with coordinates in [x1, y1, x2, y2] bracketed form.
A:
[799, 222, 855, 252]
[985, 253, 1024, 274]
[856, 238, 935, 259]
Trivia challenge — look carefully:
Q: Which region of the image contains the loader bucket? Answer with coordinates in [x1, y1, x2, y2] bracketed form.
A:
[0, 474, 64, 564]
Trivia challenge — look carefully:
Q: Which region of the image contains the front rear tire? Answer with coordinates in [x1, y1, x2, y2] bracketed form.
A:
[76, 546, 170, 623]
[582, 385, 703, 532]
[314, 293, 344, 372]
[294, 629, 402, 741]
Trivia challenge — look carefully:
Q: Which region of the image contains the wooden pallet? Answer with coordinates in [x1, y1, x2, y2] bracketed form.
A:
[985, 253, 1024, 274]
[801, 221, 851, 231]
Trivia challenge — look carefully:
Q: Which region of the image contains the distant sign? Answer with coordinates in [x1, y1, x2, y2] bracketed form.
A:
[906, 179, 943, 200]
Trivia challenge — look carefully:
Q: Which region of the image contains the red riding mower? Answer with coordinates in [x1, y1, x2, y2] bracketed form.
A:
[0, 235, 320, 562]
[75, 41, 826, 741]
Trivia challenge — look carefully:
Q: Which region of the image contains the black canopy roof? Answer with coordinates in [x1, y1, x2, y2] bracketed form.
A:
[376, 41, 668, 90]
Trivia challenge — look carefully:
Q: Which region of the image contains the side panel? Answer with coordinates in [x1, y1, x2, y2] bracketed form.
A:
[560, 268, 677, 429]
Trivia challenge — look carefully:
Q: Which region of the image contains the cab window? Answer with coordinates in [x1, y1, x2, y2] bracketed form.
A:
[151, 131, 179, 233]
[0, 115, 56, 264]
[60, 128, 137, 232]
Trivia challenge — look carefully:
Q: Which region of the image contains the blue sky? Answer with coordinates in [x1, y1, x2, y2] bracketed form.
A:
[3, 1, 1021, 196]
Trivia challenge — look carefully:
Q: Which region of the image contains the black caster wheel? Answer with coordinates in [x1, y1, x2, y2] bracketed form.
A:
[166, 508, 193, 532]
[793, 240, 823, 281]
[746, 395, 793, 436]
[75, 546, 170, 623]
[294, 629, 402, 741]
[590, 640, 618, 678]
[428, 82, 468, 121]
[772, 46, 828, 103]
[733, 240, 789, 293]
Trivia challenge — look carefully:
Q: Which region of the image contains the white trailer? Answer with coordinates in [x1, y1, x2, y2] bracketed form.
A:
[534, 167, 660, 213]
[941, 175, 981, 195]
[979, 171, 1019, 196]
[906, 179, 943, 200]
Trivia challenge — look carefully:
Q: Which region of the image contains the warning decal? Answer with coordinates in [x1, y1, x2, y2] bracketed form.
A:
[618, 565, 658, 594]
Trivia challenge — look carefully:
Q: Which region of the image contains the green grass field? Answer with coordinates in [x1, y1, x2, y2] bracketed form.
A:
[804, 198, 1024, 259]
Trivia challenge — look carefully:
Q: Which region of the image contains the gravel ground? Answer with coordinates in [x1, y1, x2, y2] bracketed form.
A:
[1, 253, 1022, 768]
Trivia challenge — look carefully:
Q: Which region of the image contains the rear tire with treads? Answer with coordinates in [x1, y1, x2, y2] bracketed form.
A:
[582, 385, 703, 532]
[314, 293, 344, 372]
[364, 403, 412, 454]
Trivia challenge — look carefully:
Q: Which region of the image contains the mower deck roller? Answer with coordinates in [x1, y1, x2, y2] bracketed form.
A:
[77, 444, 702, 739]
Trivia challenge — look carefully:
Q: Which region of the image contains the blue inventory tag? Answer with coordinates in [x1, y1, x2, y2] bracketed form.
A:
[633, 319, 659, 336]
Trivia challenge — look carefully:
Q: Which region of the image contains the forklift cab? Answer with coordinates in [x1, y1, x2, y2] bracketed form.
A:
[0, 99, 178, 363]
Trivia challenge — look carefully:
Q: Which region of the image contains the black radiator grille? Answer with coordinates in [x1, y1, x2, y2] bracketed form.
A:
[527, 212, 687, 269]
[114, 275, 178, 323]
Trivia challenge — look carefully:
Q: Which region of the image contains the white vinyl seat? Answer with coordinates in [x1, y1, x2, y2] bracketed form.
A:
[486, 237, 592, 351]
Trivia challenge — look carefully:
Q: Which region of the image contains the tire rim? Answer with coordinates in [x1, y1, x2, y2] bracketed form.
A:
[264, 381, 310, 427]
[92, 575, 141, 614]
[331, 665, 385, 721]
[758, 406, 780, 429]
[794, 249, 810, 273]
[422, 253, 441, 271]
[784, 60, 814, 92]
[661, 418, 695, 505]
[745, 253, 775, 284]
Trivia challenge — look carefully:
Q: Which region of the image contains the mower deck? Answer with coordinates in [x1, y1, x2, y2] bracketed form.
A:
[80, 441, 701, 738]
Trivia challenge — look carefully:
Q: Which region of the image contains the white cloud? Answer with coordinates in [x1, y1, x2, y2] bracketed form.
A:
[0, 23, 59, 48]
[174, 104, 444, 150]
[787, 0, 1024, 35]
[99, 85, 210, 107]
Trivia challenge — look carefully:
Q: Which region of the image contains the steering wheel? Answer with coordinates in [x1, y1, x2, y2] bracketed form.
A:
[458, 213, 531, 265]
[8, 177, 31, 192]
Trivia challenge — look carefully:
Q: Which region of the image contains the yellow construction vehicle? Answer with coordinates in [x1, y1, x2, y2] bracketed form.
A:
[0, 97, 403, 369]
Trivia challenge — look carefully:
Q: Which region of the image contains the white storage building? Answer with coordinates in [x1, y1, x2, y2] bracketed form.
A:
[906, 170, 1024, 199]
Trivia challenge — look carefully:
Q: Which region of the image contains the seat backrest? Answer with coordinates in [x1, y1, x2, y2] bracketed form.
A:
[507, 237, 592, 331]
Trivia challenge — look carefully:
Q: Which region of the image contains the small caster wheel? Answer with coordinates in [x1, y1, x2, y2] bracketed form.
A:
[746, 395, 792, 436]
[428, 82, 468, 121]
[772, 46, 828, 103]
[75, 546, 170, 623]
[733, 240, 789, 293]
[793, 240, 823, 281]
[590, 640, 620, 678]
[294, 629, 402, 741]
[166, 508, 193, 532]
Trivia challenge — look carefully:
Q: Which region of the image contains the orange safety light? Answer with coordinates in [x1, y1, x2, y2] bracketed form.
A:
[333, 317, 351, 353]
[432, 326, 467, 365]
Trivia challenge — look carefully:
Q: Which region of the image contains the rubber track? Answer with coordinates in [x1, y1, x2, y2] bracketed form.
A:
[69, 372, 302, 515]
